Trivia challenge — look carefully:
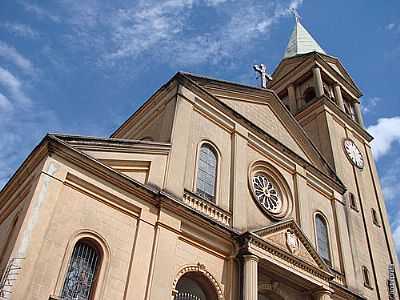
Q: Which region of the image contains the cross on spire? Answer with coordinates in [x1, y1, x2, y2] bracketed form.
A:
[253, 64, 272, 89]
[290, 8, 301, 23]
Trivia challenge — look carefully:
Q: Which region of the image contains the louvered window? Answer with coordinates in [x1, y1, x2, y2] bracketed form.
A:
[61, 241, 100, 300]
[196, 144, 217, 202]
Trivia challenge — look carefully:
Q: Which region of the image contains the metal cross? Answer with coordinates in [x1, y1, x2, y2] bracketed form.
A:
[290, 8, 301, 23]
[253, 64, 272, 89]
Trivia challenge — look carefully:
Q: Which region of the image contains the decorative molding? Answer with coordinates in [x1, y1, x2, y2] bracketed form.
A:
[171, 263, 224, 300]
[183, 190, 231, 226]
[249, 219, 333, 282]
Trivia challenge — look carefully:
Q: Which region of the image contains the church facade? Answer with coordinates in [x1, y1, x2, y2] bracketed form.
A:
[0, 20, 399, 300]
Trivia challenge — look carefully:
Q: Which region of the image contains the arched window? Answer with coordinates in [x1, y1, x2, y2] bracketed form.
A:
[175, 272, 218, 300]
[315, 214, 331, 265]
[196, 143, 218, 202]
[303, 87, 316, 103]
[61, 240, 101, 300]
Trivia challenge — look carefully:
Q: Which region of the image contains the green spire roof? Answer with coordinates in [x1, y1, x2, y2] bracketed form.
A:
[283, 19, 326, 58]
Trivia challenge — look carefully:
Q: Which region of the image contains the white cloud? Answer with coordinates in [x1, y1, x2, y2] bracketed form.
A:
[386, 23, 396, 31]
[367, 117, 400, 159]
[19, 1, 61, 23]
[57, 0, 303, 68]
[0, 41, 35, 74]
[1, 22, 39, 39]
[0, 92, 12, 111]
[393, 222, 400, 257]
[0, 66, 31, 106]
[362, 96, 381, 114]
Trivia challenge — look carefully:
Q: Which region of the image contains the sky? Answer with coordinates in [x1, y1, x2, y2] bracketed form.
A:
[0, 0, 400, 258]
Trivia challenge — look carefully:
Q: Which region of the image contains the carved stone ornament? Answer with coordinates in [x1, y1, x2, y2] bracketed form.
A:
[286, 230, 299, 255]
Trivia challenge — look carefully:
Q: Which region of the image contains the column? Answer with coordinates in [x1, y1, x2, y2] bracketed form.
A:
[243, 254, 259, 300]
[287, 84, 297, 113]
[312, 290, 332, 300]
[333, 83, 345, 111]
[313, 66, 324, 98]
[353, 102, 365, 128]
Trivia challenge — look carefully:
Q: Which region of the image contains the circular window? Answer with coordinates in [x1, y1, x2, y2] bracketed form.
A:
[252, 175, 282, 214]
[249, 161, 292, 220]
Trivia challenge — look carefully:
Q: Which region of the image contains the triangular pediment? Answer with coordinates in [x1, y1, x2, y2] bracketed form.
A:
[181, 73, 339, 177]
[251, 219, 330, 272]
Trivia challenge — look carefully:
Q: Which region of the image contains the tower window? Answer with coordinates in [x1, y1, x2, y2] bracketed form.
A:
[315, 214, 331, 265]
[344, 101, 357, 121]
[372, 208, 380, 226]
[349, 192, 358, 211]
[362, 266, 372, 288]
[61, 240, 100, 300]
[303, 87, 316, 103]
[196, 143, 218, 202]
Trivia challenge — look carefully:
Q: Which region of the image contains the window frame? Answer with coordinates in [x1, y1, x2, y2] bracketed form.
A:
[194, 141, 220, 203]
[362, 265, 373, 289]
[54, 231, 110, 300]
[371, 208, 380, 227]
[61, 239, 101, 300]
[314, 212, 332, 266]
[348, 192, 358, 211]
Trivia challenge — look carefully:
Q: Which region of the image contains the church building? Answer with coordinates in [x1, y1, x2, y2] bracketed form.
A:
[0, 18, 399, 300]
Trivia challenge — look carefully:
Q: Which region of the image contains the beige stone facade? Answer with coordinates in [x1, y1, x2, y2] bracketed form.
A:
[1, 24, 399, 300]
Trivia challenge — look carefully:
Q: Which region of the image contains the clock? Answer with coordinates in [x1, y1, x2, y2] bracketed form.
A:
[343, 139, 364, 169]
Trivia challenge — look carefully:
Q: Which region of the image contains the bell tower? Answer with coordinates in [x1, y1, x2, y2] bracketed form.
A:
[267, 18, 400, 299]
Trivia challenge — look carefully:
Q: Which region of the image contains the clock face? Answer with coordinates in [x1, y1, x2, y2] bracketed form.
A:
[343, 139, 364, 169]
[252, 175, 282, 214]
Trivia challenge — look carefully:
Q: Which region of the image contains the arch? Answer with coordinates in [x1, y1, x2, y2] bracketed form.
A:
[195, 141, 220, 203]
[172, 264, 224, 300]
[314, 212, 332, 266]
[303, 87, 316, 103]
[55, 230, 110, 300]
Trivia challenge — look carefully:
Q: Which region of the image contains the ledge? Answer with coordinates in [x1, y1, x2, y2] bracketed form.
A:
[183, 190, 231, 226]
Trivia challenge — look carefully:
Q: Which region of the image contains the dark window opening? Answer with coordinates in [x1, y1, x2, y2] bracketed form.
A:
[303, 87, 316, 103]
[372, 208, 380, 226]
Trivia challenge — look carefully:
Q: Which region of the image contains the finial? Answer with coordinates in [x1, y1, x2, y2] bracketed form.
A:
[253, 64, 272, 89]
[289, 8, 301, 23]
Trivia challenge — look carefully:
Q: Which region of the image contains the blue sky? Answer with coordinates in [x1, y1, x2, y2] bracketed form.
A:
[1, 0, 400, 258]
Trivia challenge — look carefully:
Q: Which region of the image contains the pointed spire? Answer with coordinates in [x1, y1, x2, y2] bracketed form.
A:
[283, 16, 326, 59]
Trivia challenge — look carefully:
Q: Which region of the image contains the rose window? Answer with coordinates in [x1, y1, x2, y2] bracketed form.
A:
[252, 175, 282, 214]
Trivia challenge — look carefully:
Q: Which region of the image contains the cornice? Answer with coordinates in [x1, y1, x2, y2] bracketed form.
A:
[295, 96, 373, 142]
[246, 232, 333, 283]
[0, 136, 48, 204]
[55, 134, 171, 155]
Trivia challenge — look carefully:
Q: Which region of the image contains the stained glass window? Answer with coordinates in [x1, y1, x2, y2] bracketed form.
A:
[196, 144, 217, 202]
[315, 214, 331, 265]
[61, 241, 100, 300]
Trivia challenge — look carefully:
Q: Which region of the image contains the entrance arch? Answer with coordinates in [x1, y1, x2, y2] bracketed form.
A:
[172, 264, 224, 300]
